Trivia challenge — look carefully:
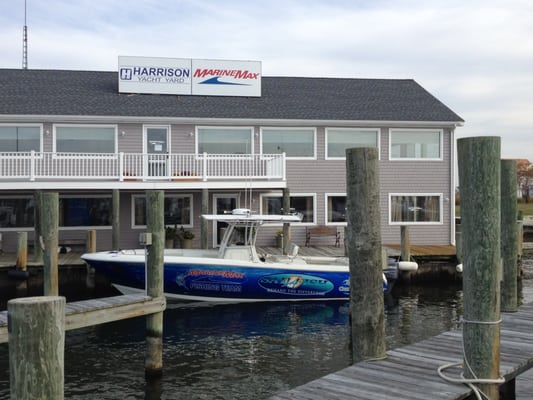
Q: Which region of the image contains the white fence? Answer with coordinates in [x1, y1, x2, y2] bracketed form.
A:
[0, 152, 286, 182]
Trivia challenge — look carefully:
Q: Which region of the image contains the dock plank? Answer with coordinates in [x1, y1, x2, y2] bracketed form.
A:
[269, 301, 533, 400]
[0, 294, 166, 343]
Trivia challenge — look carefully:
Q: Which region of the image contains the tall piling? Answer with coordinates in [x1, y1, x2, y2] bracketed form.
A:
[145, 190, 164, 377]
[9, 296, 65, 400]
[16, 231, 28, 272]
[282, 187, 291, 255]
[112, 189, 120, 249]
[400, 225, 411, 261]
[201, 188, 209, 249]
[345, 147, 385, 363]
[41, 192, 59, 296]
[457, 136, 501, 399]
[501, 159, 518, 312]
[33, 190, 43, 263]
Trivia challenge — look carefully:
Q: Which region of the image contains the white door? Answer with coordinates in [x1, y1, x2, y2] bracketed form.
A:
[144, 126, 169, 177]
[213, 194, 239, 246]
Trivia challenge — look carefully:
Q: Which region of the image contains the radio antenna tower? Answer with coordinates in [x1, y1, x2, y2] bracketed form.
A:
[22, 0, 28, 69]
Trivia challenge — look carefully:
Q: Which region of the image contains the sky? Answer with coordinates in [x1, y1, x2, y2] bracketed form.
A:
[1, 0, 532, 163]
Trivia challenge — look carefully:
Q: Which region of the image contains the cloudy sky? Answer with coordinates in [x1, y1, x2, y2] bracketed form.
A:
[1, 0, 532, 162]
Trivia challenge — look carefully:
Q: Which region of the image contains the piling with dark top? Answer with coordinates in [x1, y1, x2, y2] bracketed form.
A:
[33, 190, 43, 263]
[457, 136, 501, 399]
[112, 189, 120, 249]
[345, 147, 385, 363]
[41, 192, 59, 296]
[16, 231, 28, 271]
[400, 225, 410, 261]
[9, 296, 65, 399]
[85, 230, 97, 288]
[501, 159, 518, 312]
[145, 190, 164, 377]
[282, 187, 291, 255]
[201, 189, 208, 249]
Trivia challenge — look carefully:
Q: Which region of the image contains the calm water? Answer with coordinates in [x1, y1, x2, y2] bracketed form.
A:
[0, 279, 466, 400]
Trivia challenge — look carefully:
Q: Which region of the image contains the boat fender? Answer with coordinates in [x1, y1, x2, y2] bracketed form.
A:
[398, 261, 418, 272]
[456, 263, 463, 273]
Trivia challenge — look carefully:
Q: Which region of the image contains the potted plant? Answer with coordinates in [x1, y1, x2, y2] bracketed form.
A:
[179, 226, 195, 249]
[165, 226, 178, 248]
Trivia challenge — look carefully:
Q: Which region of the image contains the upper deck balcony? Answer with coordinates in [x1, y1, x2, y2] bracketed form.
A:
[0, 152, 287, 190]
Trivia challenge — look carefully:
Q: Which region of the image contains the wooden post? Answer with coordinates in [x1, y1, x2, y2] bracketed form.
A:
[346, 147, 386, 363]
[145, 190, 164, 378]
[112, 189, 120, 249]
[85, 230, 97, 289]
[86, 229, 96, 253]
[501, 159, 518, 312]
[8, 296, 65, 399]
[33, 190, 43, 263]
[400, 225, 410, 261]
[282, 187, 291, 255]
[457, 136, 501, 399]
[201, 188, 209, 249]
[16, 231, 28, 271]
[41, 192, 59, 296]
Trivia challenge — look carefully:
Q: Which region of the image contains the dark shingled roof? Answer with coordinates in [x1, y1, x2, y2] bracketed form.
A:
[0, 69, 463, 123]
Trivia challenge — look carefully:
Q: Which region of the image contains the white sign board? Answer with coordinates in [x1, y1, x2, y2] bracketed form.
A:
[118, 56, 261, 97]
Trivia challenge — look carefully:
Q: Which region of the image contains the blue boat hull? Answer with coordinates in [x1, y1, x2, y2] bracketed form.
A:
[83, 252, 391, 301]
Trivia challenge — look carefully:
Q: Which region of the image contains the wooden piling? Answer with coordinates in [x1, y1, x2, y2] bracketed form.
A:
[457, 136, 501, 399]
[85, 230, 97, 289]
[112, 189, 120, 249]
[201, 188, 208, 249]
[282, 187, 291, 255]
[345, 147, 386, 363]
[16, 231, 28, 271]
[501, 159, 518, 312]
[400, 225, 410, 261]
[145, 190, 164, 377]
[8, 296, 65, 400]
[41, 192, 59, 296]
[33, 191, 43, 263]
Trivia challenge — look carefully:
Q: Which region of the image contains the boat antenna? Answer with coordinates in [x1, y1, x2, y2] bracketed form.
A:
[22, 0, 28, 69]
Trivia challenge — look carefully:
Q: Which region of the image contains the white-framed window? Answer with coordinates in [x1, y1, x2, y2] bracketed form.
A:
[54, 125, 117, 154]
[325, 194, 347, 225]
[389, 194, 442, 225]
[196, 126, 253, 155]
[260, 127, 316, 159]
[132, 194, 193, 228]
[325, 128, 379, 159]
[59, 195, 112, 228]
[389, 129, 442, 160]
[0, 124, 42, 153]
[260, 193, 316, 224]
[0, 196, 35, 229]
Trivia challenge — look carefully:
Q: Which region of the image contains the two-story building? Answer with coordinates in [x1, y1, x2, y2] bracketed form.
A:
[0, 59, 463, 251]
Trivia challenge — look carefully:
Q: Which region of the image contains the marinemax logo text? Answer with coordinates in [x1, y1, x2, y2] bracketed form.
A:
[194, 69, 259, 79]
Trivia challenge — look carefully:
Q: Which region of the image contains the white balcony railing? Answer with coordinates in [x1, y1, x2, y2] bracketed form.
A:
[0, 152, 286, 182]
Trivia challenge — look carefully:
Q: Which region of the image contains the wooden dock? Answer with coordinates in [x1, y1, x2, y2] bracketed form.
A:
[269, 301, 533, 400]
[0, 294, 166, 344]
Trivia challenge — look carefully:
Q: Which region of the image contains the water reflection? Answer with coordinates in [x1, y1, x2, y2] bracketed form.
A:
[0, 284, 463, 400]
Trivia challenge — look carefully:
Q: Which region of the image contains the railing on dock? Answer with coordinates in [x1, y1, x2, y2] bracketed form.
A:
[0, 151, 286, 182]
